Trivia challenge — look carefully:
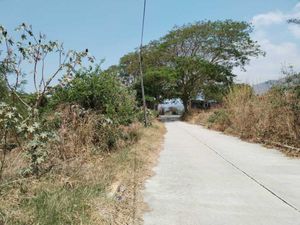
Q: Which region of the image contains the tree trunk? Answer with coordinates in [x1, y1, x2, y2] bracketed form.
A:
[182, 98, 190, 114]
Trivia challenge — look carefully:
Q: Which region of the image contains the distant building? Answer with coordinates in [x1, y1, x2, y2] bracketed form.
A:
[158, 99, 184, 115]
[158, 94, 218, 115]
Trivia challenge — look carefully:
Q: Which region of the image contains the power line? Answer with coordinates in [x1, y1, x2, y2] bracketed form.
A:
[138, 0, 148, 127]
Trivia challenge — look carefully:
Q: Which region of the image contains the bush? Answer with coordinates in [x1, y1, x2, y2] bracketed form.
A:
[137, 108, 157, 126]
[46, 104, 142, 160]
[207, 109, 230, 131]
[50, 69, 138, 125]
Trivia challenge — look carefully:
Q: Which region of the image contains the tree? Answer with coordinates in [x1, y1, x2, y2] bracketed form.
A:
[160, 20, 264, 69]
[118, 41, 165, 86]
[0, 23, 94, 111]
[134, 67, 177, 109]
[119, 20, 264, 113]
[172, 57, 234, 112]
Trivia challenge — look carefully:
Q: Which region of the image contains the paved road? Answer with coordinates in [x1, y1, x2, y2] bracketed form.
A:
[143, 122, 300, 225]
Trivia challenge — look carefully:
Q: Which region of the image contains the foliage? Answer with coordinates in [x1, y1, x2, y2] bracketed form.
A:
[173, 57, 234, 112]
[0, 23, 94, 110]
[0, 23, 94, 177]
[20, 119, 58, 176]
[160, 20, 264, 67]
[0, 122, 164, 225]
[137, 108, 157, 125]
[134, 67, 177, 108]
[0, 21, 160, 225]
[50, 68, 138, 125]
[280, 66, 300, 97]
[0, 102, 23, 136]
[118, 41, 164, 85]
[0, 102, 59, 177]
[0, 102, 23, 179]
[207, 109, 230, 131]
[118, 20, 264, 113]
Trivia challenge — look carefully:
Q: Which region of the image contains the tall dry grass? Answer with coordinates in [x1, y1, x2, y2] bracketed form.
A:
[224, 85, 256, 138]
[187, 84, 300, 155]
[224, 85, 300, 148]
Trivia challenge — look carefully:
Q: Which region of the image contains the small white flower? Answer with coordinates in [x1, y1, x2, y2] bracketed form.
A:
[6, 112, 13, 119]
[33, 122, 40, 128]
[40, 132, 48, 139]
[27, 126, 35, 133]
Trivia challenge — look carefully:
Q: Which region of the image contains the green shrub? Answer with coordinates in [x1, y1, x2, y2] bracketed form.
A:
[207, 109, 230, 131]
[137, 108, 157, 125]
[50, 69, 138, 125]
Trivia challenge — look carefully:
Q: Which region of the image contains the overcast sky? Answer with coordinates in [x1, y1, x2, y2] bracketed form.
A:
[0, 0, 299, 88]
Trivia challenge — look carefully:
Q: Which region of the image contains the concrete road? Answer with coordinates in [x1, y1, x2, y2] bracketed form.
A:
[143, 122, 300, 225]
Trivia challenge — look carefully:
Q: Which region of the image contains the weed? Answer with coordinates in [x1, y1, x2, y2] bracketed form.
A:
[26, 185, 104, 225]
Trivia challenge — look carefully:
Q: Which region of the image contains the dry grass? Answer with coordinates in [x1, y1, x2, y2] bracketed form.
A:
[91, 121, 166, 225]
[185, 109, 216, 126]
[0, 120, 165, 225]
[186, 85, 300, 157]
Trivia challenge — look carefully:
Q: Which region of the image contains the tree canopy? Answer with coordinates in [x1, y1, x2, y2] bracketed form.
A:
[117, 20, 264, 113]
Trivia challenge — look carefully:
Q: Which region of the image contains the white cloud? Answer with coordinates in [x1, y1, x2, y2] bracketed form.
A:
[251, 4, 300, 34]
[235, 39, 300, 84]
[295, 2, 300, 10]
[236, 3, 300, 84]
[288, 24, 300, 38]
[252, 11, 284, 27]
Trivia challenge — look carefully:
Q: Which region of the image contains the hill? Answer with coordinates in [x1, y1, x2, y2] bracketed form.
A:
[253, 74, 300, 95]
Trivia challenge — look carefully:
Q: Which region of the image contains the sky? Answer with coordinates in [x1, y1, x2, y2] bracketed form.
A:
[1, 0, 300, 88]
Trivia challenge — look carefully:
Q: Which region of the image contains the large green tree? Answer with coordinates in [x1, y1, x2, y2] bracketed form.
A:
[171, 57, 234, 112]
[119, 20, 264, 113]
[160, 20, 263, 68]
[134, 67, 177, 109]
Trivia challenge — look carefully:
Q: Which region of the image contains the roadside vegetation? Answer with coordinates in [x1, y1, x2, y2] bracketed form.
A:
[1, 119, 165, 224]
[187, 70, 300, 156]
[0, 24, 164, 224]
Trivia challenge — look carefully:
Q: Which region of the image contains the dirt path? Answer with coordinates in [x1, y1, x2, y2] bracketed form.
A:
[143, 121, 300, 225]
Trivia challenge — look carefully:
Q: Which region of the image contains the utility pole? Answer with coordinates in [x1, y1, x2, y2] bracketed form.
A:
[139, 0, 148, 127]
